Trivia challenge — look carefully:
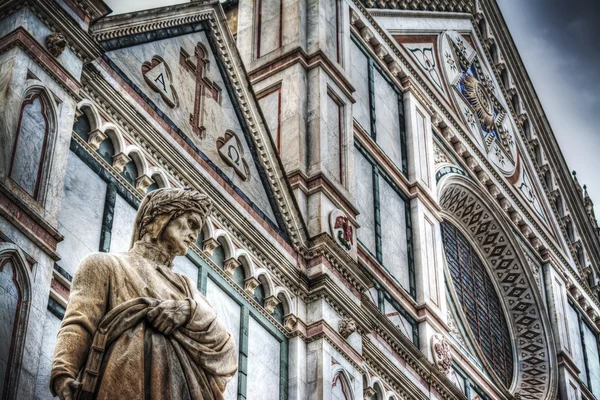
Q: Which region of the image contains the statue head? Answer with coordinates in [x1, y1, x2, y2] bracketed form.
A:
[131, 188, 212, 257]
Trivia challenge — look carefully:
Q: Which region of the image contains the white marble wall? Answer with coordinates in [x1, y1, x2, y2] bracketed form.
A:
[353, 146, 376, 254]
[247, 317, 281, 400]
[56, 152, 107, 275]
[33, 311, 62, 399]
[109, 194, 137, 254]
[206, 278, 242, 400]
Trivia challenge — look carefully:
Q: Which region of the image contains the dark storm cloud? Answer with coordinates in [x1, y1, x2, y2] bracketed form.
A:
[496, 0, 600, 215]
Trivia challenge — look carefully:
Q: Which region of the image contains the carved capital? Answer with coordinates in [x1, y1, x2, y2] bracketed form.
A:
[363, 387, 376, 400]
[46, 32, 67, 57]
[264, 295, 280, 313]
[136, 175, 154, 193]
[283, 314, 298, 330]
[244, 277, 260, 296]
[202, 237, 219, 255]
[224, 257, 241, 275]
[112, 152, 131, 173]
[338, 317, 357, 339]
[88, 129, 107, 150]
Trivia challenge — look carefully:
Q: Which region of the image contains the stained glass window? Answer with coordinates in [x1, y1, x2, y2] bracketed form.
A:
[441, 221, 514, 387]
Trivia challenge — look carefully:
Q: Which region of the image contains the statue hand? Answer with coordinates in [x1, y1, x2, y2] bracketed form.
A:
[54, 376, 80, 400]
[146, 299, 191, 335]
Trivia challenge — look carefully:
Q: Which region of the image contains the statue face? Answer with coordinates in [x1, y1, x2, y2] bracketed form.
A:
[159, 211, 203, 256]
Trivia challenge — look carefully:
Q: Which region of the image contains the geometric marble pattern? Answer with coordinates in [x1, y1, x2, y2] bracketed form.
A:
[440, 185, 554, 399]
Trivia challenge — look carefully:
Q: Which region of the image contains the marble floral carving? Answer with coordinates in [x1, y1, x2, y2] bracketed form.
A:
[431, 334, 452, 375]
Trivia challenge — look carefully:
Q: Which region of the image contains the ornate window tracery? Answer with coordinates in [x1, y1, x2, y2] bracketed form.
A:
[441, 221, 514, 387]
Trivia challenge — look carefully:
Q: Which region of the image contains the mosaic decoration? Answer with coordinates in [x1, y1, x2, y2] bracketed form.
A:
[405, 44, 445, 93]
[439, 31, 517, 176]
[440, 184, 555, 399]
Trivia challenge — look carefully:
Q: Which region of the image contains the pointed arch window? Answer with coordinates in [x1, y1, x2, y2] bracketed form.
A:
[0, 245, 32, 399]
[9, 92, 54, 199]
[441, 221, 514, 387]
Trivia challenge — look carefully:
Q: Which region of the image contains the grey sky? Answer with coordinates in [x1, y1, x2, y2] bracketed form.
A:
[496, 0, 600, 217]
[104, 0, 600, 219]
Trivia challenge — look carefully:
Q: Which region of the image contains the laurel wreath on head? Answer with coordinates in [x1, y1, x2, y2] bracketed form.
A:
[130, 188, 212, 247]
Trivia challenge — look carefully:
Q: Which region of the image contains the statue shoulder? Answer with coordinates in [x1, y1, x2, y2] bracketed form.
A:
[75, 252, 122, 277]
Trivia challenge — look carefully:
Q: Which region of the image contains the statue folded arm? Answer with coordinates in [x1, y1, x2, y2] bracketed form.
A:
[50, 253, 112, 396]
[176, 276, 238, 384]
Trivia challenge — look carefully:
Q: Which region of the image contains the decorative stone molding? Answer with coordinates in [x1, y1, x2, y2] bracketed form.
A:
[433, 144, 449, 165]
[202, 237, 219, 255]
[112, 152, 131, 173]
[263, 295, 280, 313]
[135, 175, 154, 193]
[338, 317, 357, 339]
[283, 314, 297, 330]
[431, 334, 452, 375]
[46, 32, 67, 57]
[87, 129, 107, 150]
[244, 277, 260, 295]
[224, 257, 241, 275]
[362, 0, 473, 12]
[360, 26, 374, 43]
[363, 387, 376, 400]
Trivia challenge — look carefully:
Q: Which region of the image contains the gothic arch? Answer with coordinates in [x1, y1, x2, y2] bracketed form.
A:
[9, 84, 58, 201]
[438, 175, 557, 399]
[330, 366, 354, 400]
[0, 244, 32, 399]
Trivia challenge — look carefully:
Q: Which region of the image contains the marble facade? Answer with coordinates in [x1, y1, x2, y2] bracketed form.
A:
[1, 0, 600, 399]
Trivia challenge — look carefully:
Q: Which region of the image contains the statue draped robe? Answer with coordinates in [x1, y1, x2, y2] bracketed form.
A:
[50, 243, 237, 400]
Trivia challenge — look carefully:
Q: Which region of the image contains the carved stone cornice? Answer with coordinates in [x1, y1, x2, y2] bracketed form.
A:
[358, 0, 474, 13]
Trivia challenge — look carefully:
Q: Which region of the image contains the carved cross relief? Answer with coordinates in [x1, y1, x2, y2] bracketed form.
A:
[180, 43, 221, 140]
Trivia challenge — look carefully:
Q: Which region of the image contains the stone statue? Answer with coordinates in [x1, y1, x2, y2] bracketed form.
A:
[50, 188, 237, 400]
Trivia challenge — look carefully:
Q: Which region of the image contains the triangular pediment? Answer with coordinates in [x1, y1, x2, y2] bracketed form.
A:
[92, 3, 307, 246]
